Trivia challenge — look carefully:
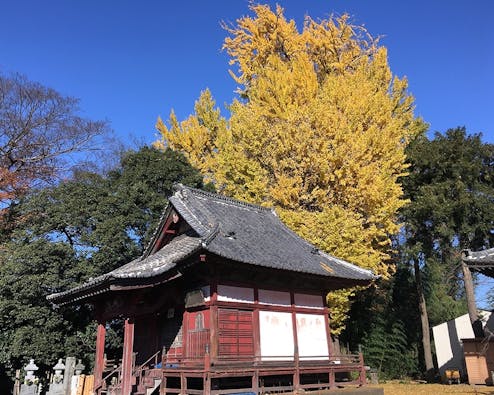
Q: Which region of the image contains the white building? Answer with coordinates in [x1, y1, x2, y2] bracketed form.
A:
[432, 310, 493, 377]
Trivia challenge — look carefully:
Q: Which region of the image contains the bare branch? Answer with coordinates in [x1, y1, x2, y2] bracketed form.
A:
[0, 72, 109, 209]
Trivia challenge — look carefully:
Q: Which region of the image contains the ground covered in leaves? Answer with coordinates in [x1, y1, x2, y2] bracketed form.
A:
[370, 382, 494, 394]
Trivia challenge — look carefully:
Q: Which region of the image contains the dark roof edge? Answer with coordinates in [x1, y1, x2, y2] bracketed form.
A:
[142, 203, 173, 259]
[462, 248, 494, 262]
[262, 208, 376, 280]
[318, 250, 377, 279]
[48, 241, 203, 306]
[47, 277, 111, 306]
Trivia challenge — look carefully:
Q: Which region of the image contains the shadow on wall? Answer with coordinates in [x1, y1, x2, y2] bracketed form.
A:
[440, 319, 465, 378]
[484, 313, 494, 338]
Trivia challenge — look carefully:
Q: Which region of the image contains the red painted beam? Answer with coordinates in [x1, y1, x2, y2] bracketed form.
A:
[150, 211, 180, 255]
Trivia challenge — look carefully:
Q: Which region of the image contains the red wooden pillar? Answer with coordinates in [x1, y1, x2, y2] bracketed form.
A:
[182, 310, 189, 359]
[323, 305, 333, 357]
[121, 318, 135, 395]
[253, 288, 260, 393]
[290, 292, 300, 390]
[329, 368, 336, 390]
[93, 321, 106, 391]
[323, 295, 336, 390]
[253, 288, 261, 361]
[209, 280, 219, 362]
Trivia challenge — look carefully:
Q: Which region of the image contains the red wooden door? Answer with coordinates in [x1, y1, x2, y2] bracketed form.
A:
[186, 311, 209, 359]
[218, 309, 254, 358]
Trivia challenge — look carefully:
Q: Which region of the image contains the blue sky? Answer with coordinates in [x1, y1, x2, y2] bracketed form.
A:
[2, 1, 494, 305]
[1, 1, 493, 145]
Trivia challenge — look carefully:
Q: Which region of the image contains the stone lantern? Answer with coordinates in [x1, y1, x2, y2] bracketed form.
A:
[20, 359, 39, 395]
[23, 359, 39, 384]
[53, 359, 65, 383]
[74, 359, 85, 375]
[46, 359, 65, 395]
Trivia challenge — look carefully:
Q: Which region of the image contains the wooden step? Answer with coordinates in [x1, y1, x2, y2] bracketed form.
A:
[147, 368, 162, 378]
[142, 376, 156, 387]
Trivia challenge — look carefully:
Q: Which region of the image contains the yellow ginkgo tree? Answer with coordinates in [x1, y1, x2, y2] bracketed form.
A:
[154, 4, 425, 333]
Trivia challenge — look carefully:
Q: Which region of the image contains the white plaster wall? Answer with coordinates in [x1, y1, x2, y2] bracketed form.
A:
[217, 285, 254, 303]
[294, 293, 324, 309]
[258, 289, 291, 306]
[296, 313, 329, 360]
[480, 310, 493, 332]
[201, 285, 211, 302]
[259, 311, 294, 360]
[432, 313, 474, 376]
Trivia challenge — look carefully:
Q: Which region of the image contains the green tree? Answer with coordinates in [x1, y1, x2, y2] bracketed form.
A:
[362, 317, 418, 379]
[0, 147, 207, 387]
[343, 263, 421, 379]
[400, 127, 494, 376]
[0, 235, 95, 385]
[108, 146, 211, 248]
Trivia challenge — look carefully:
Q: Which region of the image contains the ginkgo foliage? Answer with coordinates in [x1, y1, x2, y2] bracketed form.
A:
[155, 4, 425, 333]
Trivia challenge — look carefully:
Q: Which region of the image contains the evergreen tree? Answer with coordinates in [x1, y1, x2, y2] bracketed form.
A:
[344, 264, 421, 379]
[401, 127, 494, 376]
[362, 318, 418, 379]
[0, 147, 206, 388]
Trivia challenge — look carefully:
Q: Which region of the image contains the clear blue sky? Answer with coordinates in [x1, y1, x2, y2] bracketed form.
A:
[1, 1, 494, 305]
[1, 0, 493, 145]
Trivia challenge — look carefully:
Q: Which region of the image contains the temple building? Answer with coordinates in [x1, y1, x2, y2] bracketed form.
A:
[48, 184, 376, 394]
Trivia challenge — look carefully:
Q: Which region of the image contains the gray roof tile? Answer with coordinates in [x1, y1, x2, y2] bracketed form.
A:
[463, 248, 494, 277]
[170, 185, 375, 281]
[48, 233, 201, 304]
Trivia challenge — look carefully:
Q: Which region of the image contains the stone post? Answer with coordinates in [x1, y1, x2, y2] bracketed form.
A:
[63, 357, 76, 395]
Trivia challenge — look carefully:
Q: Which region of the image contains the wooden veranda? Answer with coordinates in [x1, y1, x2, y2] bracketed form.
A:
[96, 350, 367, 394]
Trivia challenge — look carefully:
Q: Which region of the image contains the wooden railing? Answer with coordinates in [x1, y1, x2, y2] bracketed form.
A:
[93, 363, 122, 394]
[94, 351, 162, 395]
[133, 349, 162, 392]
[159, 348, 367, 394]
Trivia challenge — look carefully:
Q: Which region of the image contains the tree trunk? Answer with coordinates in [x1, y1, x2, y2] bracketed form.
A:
[414, 259, 434, 380]
[461, 260, 477, 324]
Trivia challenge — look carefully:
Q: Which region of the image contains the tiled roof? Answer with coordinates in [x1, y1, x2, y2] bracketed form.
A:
[48, 233, 201, 304]
[463, 248, 494, 278]
[48, 184, 376, 305]
[169, 185, 375, 281]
